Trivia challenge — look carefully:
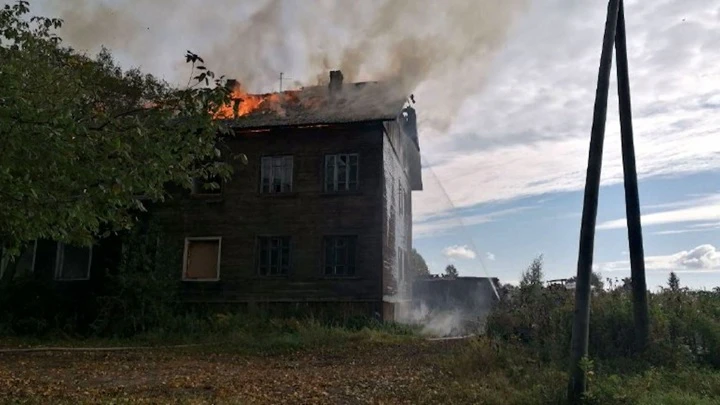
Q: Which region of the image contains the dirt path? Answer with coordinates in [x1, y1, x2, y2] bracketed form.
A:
[0, 340, 461, 404]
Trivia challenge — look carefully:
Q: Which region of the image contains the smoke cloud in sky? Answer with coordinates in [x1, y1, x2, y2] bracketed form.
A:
[32, 0, 527, 133]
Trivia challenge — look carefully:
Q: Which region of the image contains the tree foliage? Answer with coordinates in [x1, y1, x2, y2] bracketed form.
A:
[668, 272, 680, 292]
[589, 271, 604, 290]
[409, 248, 430, 279]
[520, 254, 544, 287]
[444, 264, 459, 278]
[0, 2, 236, 256]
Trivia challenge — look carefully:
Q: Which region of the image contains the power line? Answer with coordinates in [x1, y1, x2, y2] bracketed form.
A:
[420, 154, 501, 301]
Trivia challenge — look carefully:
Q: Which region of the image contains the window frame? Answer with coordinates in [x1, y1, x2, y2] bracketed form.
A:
[260, 155, 294, 194]
[322, 235, 358, 277]
[54, 242, 92, 281]
[324, 153, 359, 192]
[255, 236, 292, 277]
[0, 240, 37, 279]
[182, 236, 222, 282]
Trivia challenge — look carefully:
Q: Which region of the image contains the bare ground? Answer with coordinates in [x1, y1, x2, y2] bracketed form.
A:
[0, 340, 463, 404]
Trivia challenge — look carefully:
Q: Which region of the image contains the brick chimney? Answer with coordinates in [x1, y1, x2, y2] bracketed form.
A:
[328, 70, 343, 96]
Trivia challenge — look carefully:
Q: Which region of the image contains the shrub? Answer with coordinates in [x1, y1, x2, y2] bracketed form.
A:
[486, 283, 720, 370]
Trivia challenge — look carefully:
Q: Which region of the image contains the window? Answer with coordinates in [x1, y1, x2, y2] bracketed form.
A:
[55, 242, 92, 281]
[261, 156, 293, 193]
[257, 236, 291, 276]
[0, 240, 37, 279]
[323, 236, 357, 276]
[183, 237, 221, 281]
[325, 154, 359, 192]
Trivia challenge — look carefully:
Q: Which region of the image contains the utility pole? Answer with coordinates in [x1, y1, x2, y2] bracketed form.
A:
[568, 0, 649, 402]
[615, 0, 649, 352]
[567, 0, 620, 402]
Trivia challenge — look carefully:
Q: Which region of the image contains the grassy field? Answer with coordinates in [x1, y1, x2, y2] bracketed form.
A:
[2, 329, 720, 405]
[2, 265, 719, 404]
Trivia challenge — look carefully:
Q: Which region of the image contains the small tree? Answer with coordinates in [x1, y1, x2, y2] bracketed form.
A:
[520, 254, 544, 287]
[668, 272, 680, 292]
[444, 264, 459, 278]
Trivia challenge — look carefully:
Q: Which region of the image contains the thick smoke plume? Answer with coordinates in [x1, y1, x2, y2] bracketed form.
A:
[34, 0, 527, 132]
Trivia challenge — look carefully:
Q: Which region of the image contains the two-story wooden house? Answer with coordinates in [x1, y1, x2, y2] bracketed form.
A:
[1, 71, 422, 321]
[159, 71, 422, 320]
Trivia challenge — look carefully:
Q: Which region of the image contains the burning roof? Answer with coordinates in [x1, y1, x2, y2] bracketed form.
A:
[216, 70, 411, 130]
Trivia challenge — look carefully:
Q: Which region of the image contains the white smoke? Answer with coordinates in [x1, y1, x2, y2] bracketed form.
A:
[32, 0, 528, 132]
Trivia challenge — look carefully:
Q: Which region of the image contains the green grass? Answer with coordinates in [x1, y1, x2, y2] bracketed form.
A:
[0, 314, 421, 356]
[425, 336, 720, 405]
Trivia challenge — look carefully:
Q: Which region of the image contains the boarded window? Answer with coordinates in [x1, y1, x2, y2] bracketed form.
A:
[257, 236, 291, 276]
[325, 154, 359, 192]
[323, 236, 357, 276]
[0, 240, 37, 279]
[183, 238, 221, 281]
[261, 156, 293, 193]
[55, 243, 92, 281]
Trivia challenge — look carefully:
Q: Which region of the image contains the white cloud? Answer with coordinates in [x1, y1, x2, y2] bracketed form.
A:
[486, 252, 496, 261]
[413, 0, 720, 218]
[598, 194, 720, 230]
[599, 244, 720, 274]
[442, 245, 477, 260]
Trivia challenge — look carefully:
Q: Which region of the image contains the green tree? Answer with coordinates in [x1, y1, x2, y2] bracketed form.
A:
[520, 254, 544, 287]
[0, 2, 236, 267]
[668, 272, 680, 292]
[409, 248, 430, 279]
[444, 264, 459, 278]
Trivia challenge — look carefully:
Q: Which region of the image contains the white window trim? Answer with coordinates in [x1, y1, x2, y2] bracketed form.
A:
[325, 153, 359, 192]
[0, 240, 37, 279]
[182, 236, 222, 282]
[54, 242, 92, 281]
[260, 155, 294, 193]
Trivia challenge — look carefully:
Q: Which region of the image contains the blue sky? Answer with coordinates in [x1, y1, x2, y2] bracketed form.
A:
[31, 0, 720, 289]
[415, 171, 720, 289]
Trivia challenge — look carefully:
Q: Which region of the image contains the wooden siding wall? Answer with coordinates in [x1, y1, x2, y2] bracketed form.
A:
[154, 123, 386, 305]
[381, 120, 416, 307]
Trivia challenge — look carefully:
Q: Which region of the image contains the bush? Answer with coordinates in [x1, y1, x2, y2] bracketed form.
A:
[89, 224, 179, 337]
[486, 283, 720, 370]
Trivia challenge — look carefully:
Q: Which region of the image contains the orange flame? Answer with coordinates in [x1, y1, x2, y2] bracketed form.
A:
[213, 81, 303, 119]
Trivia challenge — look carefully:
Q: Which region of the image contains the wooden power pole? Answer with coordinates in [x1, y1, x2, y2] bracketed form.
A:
[615, 0, 650, 352]
[568, 0, 648, 402]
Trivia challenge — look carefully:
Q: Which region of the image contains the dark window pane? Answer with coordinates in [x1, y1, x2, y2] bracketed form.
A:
[58, 244, 91, 280]
[283, 158, 293, 192]
[258, 236, 291, 276]
[337, 158, 347, 189]
[325, 157, 335, 191]
[323, 236, 357, 277]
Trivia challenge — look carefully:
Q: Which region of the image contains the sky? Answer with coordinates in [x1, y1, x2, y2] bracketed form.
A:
[27, 0, 720, 289]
